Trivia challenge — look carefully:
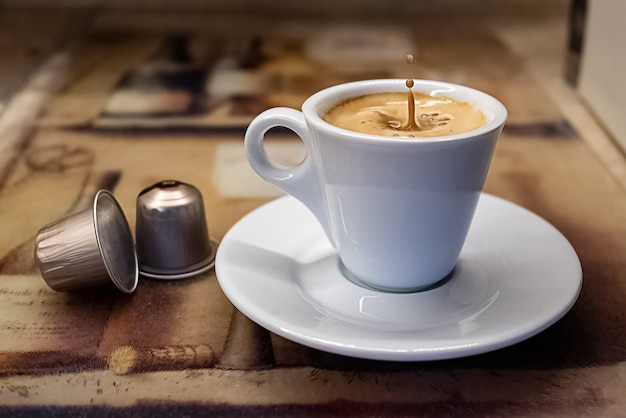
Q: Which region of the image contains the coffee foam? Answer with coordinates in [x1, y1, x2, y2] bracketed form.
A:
[323, 92, 486, 138]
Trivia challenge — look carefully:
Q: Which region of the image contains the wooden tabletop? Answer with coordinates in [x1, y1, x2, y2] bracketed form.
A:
[1, 8, 626, 417]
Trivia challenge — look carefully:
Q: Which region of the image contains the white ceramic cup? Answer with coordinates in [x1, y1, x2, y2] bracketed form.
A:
[245, 79, 507, 292]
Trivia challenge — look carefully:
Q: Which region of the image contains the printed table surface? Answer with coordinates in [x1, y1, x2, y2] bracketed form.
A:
[1, 9, 626, 417]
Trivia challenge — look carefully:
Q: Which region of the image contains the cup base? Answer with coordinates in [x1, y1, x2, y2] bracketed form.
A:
[338, 260, 456, 294]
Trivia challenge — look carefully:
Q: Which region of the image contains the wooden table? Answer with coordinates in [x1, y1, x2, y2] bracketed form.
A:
[1, 8, 626, 417]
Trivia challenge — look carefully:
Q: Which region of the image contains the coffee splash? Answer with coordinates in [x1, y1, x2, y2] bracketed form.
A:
[405, 78, 418, 131]
[399, 53, 455, 135]
[404, 54, 418, 131]
[322, 53, 486, 138]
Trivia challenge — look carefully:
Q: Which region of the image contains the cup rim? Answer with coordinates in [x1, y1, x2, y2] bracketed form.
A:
[301, 79, 508, 143]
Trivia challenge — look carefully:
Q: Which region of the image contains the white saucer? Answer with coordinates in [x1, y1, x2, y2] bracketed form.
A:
[215, 194, 582, 361]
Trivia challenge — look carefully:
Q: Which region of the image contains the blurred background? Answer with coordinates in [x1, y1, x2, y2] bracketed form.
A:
[0, 0, 623, 151]
[0, 0, 570, 16]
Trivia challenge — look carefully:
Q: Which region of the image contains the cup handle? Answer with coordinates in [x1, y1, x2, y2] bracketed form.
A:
[245, 107, 332, 243]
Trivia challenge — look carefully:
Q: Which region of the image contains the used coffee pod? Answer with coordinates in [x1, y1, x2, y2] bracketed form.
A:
[34, 190, 138, 293]
[135, 180, 218, 279]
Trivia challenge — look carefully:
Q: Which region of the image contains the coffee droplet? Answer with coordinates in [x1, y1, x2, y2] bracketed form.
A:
[405, 78, 414, 89]
[405, 53, 414, 64]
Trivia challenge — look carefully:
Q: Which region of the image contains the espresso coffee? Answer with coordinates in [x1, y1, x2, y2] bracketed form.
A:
[323, 91, 486, 138]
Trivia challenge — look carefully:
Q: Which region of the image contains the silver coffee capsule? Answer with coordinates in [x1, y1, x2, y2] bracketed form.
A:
[135, 180, 218, 279]
[34, 190, 138, 293]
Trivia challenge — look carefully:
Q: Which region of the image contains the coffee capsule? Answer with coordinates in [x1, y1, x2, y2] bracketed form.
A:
[135, 180, 218, 279]
[34, 190, 138, 293]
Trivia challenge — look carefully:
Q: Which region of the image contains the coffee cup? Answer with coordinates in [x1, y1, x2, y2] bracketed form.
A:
[245, 79, 507, 292]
